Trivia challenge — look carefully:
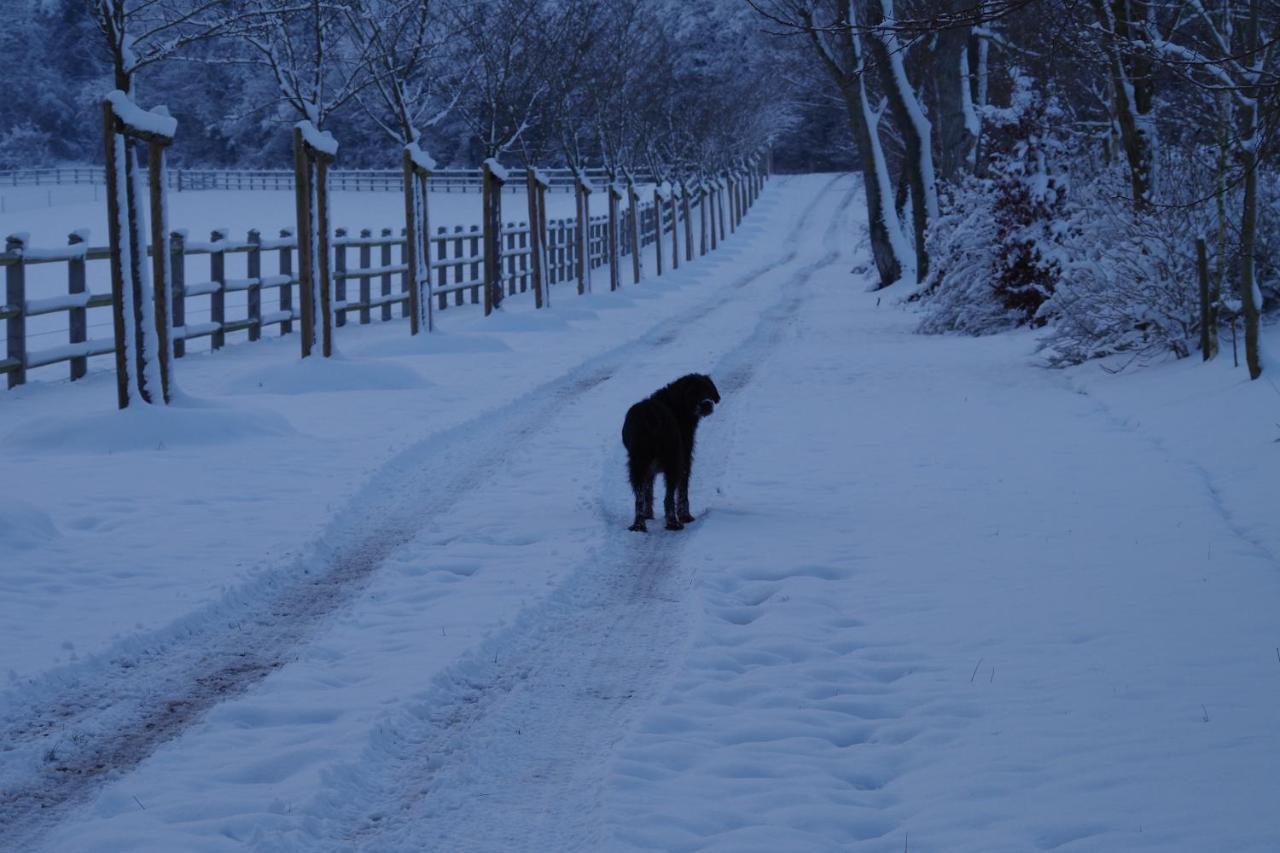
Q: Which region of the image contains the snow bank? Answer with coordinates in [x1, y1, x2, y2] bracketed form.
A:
[0, 500, 59, 552]
[8, 399, 293, 454]
[225, 354, 430, 395]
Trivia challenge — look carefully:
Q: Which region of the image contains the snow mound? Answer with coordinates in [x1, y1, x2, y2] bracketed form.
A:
[9, 401, 294, 454]
[479, 310, 574, 332]
[227, 355, 429, 395]
[349, 332, 511, 358]
[0, 500, 59, 551]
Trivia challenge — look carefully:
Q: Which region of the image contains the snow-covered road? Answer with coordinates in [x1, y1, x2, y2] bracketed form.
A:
[3, 173, 1278, 852]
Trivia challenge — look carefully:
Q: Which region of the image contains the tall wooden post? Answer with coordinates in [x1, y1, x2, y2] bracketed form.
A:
[293, 122, 338, 358]
[102, 93, 177, 408]
[403, 143, 435, 333]
[482, 158, 507, 315]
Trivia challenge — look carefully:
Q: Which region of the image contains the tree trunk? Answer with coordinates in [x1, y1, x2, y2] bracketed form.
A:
[932, 21, 975, 182]
[864, 0, 936, 281]
[1089, 0, 1156, 209]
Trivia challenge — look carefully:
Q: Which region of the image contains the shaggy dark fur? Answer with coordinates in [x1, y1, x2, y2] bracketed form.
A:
[621, 373, 721, 532]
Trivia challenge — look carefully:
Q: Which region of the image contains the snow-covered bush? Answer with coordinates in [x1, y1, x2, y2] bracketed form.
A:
[1038, 181, 1200, 367]
[918, 78, 1067, 335]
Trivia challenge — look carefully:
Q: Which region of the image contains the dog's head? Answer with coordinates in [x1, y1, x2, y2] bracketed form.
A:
[675, 373, 720, 418]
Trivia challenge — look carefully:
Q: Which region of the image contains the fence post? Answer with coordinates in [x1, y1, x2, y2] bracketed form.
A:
[607, 181, 621, 292]
[170, 230, 186, 357]
[5, 234, 26, 389]
[527, 170, 544, 308]
[482, 160, 506, 315]
[468, 225, 481, 305]
[210, 228, 226, 350]
[628, 181, 642, 284]
[334, 227, 348, 327]
[682, 183, 694, 263]
[358, 228, 372, 324]
[382, 227, 394, 322]
[68, 230, 88, 380]
[718, 177, 728, 242]
[653, 187, 665, 276]
[247, 229, 262, 341]
[437, 225, 450, 311]
[669, 189, 680, 270]
[278, 228, 294, 336]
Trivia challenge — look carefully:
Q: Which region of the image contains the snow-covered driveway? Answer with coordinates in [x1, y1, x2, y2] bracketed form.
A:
[4, 173, 1278, 852]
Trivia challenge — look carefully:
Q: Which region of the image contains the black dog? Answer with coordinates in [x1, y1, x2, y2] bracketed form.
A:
[621, 373, 721, 532]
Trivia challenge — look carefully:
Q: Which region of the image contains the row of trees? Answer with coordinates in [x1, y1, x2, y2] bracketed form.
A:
[759, 0, 1280, 379]
[3, 0, 789, 176]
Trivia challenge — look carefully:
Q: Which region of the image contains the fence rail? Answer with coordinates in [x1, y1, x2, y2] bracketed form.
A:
[0, 166, 652, 194]
[1, 169, 764, 390]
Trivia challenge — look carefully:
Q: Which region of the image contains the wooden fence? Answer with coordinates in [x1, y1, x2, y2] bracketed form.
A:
[0, 166, 639, 194]
[2, 170, 765, 389]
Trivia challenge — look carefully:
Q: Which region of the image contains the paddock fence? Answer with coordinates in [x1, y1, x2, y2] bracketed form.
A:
[0, 166, 643, 194]
[2, 169, 766, 389]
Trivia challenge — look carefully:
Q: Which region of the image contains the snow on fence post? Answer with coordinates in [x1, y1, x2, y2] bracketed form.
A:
[247, 229, 263, 341]
[481, 159, 507, 316]
[4, 234, 26, 389]
[102, 92, 177, 408]
[170, 231, 186, 357]
[67, 230, 88, 380]
[627, 179, 642, 284]
[277, 229, 294, 336]
[293, 122, 338, 358]
[402, 144, 435, 333]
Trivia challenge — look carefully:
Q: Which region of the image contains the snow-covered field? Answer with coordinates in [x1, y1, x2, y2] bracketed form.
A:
[2, 174, 1278, 852]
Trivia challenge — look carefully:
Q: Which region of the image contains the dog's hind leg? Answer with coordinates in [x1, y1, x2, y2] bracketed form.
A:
[663, 473, 684, 531]
[627, 456, 651, 532]
[676, 459, 696, 523]
[643, 463, 656, 520]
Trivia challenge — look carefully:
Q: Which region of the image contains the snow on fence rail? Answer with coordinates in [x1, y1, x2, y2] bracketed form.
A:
[2, 171, 765, 389]
[0, 166, 633, 194]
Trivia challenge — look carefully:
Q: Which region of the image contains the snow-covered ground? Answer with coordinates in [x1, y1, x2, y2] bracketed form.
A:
[2, 174, 1279, 852]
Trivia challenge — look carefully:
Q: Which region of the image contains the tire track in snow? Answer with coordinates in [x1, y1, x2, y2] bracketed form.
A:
[0, 175, 849, 848]
[276, 180, 863, 853]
